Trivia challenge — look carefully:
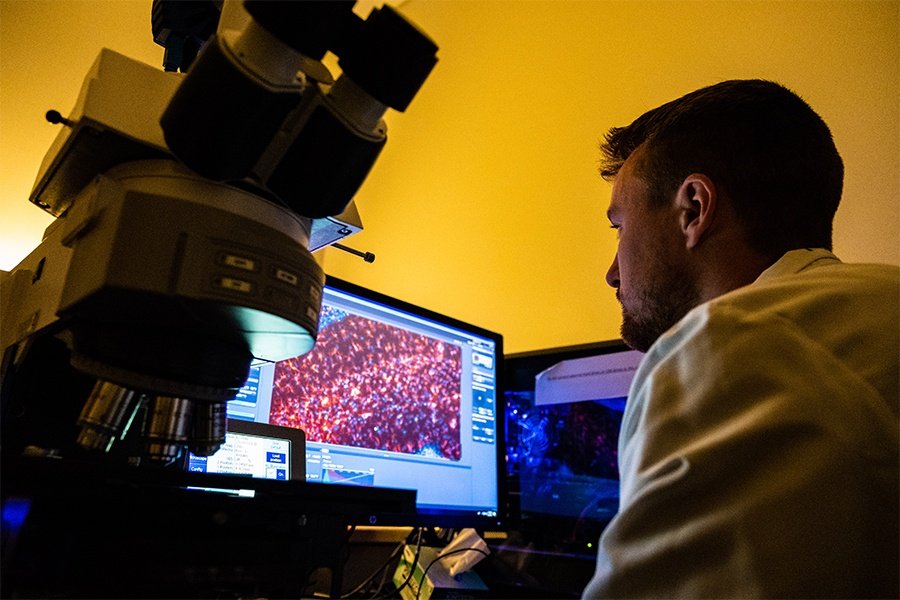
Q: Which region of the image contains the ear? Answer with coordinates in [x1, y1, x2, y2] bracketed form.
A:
[676, 173, 717, 249]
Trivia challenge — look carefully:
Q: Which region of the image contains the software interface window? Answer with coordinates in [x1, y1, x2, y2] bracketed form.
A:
[187, 432, 290, 481]
[227, 281, 501, 519]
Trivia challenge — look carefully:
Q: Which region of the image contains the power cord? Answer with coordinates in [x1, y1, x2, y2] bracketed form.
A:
[413, 546, 491, 600]
[338, 528, 490, 599]
[374, 527, 425, 600]
[339, 527, 425, 599]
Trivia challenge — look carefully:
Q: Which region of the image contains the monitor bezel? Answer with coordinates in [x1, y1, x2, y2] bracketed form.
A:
[300, 275, 507, 530]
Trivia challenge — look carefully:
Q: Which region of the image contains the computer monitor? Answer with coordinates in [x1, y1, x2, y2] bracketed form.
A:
[227, 276, 505, 528]
[504, 340, 643, 556]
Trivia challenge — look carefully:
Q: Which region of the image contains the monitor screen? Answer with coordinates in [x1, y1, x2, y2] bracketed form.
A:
[184, 419, 306, 496]
[504, 340, 643, 555]
[227, 276, 504, 528]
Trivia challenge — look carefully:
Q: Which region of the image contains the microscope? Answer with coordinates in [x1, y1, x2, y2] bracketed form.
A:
[1, 2, 436, 596]
[1, 0, 437, 465]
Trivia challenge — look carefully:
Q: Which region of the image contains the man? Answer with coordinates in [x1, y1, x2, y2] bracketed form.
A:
[583, 80, 899, 598]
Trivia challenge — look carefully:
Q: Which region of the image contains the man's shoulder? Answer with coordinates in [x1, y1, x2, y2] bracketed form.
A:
[636, 250, 899, 389]
[633, 254, 900, 421]
[707, 254, 898, 326]
[639, 253, 897, 378]
[753, 249, 899, 293]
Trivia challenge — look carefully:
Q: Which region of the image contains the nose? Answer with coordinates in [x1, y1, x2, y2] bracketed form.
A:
[606, 252, 620, 289]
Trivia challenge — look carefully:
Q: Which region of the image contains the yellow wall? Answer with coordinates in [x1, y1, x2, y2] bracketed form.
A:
[2, 1, 897, 353]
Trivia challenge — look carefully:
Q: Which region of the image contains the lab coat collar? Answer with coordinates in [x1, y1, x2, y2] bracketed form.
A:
[755, 248, 841, 284]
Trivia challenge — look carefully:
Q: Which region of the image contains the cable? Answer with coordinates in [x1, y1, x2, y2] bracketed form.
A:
[374, 526, 425, 600]
[414, 546, 491, 600]
[339, 539, 404, 598]
[339, 527, 423, 599]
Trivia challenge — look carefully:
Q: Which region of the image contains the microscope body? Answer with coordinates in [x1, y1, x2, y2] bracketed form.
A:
[1, 0, 437, 464]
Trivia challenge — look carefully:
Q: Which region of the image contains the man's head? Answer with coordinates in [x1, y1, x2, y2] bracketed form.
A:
[602, 79, 843, 351]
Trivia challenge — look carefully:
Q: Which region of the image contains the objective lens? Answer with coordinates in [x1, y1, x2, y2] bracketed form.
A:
[76, 381, 141, 452]
[190, 401, 227, 457]
[144, 396, 194, 465]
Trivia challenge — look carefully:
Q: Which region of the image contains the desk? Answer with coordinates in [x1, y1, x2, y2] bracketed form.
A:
[1, 455, 415, 598]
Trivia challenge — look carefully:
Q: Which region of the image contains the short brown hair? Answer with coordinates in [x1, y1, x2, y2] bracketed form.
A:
[600, 80, 843, 258]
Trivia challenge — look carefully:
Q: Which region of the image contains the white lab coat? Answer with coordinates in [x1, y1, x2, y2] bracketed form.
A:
[583, 249, 899, 599]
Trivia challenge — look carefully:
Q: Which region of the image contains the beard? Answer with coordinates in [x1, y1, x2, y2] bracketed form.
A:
[618, 263, 702, 353]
